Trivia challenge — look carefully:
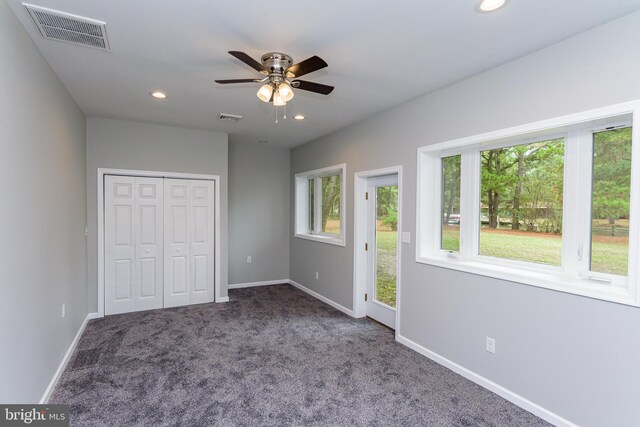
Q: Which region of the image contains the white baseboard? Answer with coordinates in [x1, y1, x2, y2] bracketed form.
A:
[288, 280, 355, 317]
[227, 279, 289, 289]
[216, 296, 230, 303]
[40, 313, 96, 404]
[396, 334, 576, 427]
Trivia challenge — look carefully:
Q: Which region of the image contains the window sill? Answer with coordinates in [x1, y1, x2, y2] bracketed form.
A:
[295, 233, 345, 247]
[416, 254, 638, 307]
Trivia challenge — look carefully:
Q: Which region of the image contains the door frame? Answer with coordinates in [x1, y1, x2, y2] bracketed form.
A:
[353, 166, 403, 335]
[97, 168, 221, 318]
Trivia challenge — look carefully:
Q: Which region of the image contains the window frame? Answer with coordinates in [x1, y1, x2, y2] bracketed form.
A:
[295, 163, 346, 246]
[416, 101, 640, 306]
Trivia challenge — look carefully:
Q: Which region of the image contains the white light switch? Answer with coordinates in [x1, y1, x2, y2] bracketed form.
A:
[246, 256, 252, 263]
[401, 232, 411, 243]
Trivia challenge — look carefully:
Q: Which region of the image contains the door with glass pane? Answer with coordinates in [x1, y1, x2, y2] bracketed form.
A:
[366, 175, 399, 329]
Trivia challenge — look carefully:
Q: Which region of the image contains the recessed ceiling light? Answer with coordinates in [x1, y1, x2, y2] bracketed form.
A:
[477, 0, 508, 13]
[294, 114, 305, 120]
[150, 91, 167, 99]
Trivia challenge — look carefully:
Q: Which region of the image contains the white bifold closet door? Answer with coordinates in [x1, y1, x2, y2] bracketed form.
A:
[104, 176, 164, 315]
[105, 176, 215, 315]
[164, 179, 215, 308]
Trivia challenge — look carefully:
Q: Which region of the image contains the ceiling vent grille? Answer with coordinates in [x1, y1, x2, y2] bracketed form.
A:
[23, 3, 110, 50]
[218, 114, 243, 122]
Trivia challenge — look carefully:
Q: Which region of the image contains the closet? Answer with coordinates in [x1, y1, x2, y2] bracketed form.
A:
[104, 175, 215, 315]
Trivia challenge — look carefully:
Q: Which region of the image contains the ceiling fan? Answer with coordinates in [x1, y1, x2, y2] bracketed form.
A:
[215, 51, 334, 111]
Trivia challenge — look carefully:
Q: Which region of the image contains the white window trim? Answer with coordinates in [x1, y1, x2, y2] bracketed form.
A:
[416, 100, 640, 307]
[295, 163, 347, 247]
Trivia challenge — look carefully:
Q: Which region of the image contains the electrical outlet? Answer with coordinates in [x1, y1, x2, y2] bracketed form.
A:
[486, 337, 495, 354]
[246, 256, 252, 263]
[315, 272, 319, 280]
[62, 303, 66, 318]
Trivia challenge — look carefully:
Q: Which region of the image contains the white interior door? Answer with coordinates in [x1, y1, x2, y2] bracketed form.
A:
[164, 179, 215, 308]
[105, 176, 164, 315]
[366, 174, 399, 329]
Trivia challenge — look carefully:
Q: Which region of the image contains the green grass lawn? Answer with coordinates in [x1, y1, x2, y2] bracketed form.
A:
[362, 225, 628, 309]
[442, 226, 628, 275]
[376, 230, 398, 307]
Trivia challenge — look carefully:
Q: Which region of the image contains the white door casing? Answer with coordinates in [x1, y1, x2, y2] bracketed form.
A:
[98, 169, 221, 317]
[104, 176, 164, 315]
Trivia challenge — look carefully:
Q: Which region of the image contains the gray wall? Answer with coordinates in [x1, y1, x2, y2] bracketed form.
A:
[229, 143, 290, 284]
[0, 3, 87, 403]
[86, 117, 229, 312]
[290, 12, 640, 427]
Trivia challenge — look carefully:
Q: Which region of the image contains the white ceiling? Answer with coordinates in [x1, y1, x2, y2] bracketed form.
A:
[8, 0, 640, 147]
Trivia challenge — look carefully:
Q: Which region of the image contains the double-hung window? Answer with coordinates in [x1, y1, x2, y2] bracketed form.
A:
[295, 164, 346, 246]
[417, 102, 640, 306]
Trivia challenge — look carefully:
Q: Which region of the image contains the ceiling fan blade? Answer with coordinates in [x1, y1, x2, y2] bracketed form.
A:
[291, 80, 334, 95]
[228, 51, 266, 73]
[286, 56, 328, 78]
[215, 79, 262, 84]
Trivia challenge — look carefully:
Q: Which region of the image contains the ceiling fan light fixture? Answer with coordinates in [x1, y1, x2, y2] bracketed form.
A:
[217, 51, 334, 123]
[477, 0, 508, 12]
[273, 90, 286, 106]
[278, 82, 294, 102]
[256, 84, 273, 102]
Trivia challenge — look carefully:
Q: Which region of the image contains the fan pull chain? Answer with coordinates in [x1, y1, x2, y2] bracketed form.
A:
[275, 105, 278, 124]
[284, 103, 287, 120]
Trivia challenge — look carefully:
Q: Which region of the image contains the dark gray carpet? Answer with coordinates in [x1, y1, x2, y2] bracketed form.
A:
[51, 284, 549, 426]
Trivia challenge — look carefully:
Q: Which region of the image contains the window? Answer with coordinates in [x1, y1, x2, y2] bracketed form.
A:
[441, 155, 461, 252]
[479, 138, 564, 265]
[295, 164, 346, 246]
[417, 102, 640, 306]
[590, 127, 632, 276]
[321, 175, 341, 235]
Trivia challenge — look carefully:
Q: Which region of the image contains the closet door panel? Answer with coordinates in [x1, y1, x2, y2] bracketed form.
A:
[164, 179, 190, 307]
[189, 181, 215, 304]
[134, 177, 164, 311]
[106, 175, 215, 314]
[105, 176, 135, 315]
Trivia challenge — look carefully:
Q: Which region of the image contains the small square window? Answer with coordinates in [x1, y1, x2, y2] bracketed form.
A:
[295, 164, 346, 246]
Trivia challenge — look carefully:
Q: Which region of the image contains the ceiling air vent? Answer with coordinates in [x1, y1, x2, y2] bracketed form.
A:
[218, 114, 243, 123]
[23, 3, 110, 50]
